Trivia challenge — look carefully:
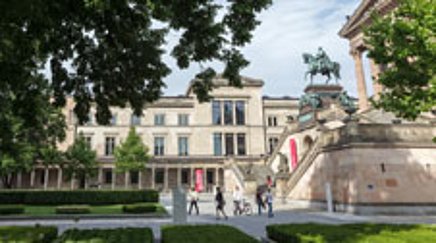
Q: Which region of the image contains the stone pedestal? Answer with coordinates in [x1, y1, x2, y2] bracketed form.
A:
[274, 173, 290, 204]
[244, 179, 258, 195]
[172, 187, 187, 224]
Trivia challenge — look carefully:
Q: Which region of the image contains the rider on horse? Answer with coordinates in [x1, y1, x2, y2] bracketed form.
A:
[316, 47, 330, 71]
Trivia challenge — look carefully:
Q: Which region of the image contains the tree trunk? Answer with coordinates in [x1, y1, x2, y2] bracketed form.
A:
[1, 174, 13, 189]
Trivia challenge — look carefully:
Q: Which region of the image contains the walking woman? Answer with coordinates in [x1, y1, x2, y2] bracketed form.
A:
[215, 187, 228, 220]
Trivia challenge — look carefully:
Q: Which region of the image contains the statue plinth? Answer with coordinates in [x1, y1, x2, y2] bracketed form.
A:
[304, 84, 343, 95]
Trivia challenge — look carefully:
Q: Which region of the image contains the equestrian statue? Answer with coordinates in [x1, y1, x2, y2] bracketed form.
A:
[302, 47, 341, 84]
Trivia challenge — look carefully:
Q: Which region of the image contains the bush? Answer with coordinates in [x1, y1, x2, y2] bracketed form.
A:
[0, 226, 57, 243]
[55, 205, 91, 214]
[0, 190, 158, 205]
[0, 205, 24, 215]
[266, 223, 436, 243]
[58, 227, 153, 243]
[122, 203, 156, 213]
[161, 225, 259, 243]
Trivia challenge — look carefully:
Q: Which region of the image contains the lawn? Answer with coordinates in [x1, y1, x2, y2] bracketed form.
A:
[0, 203, 167, 216]
[267, 223, 436, 243]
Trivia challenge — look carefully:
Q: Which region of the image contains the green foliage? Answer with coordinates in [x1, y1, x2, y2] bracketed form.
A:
[115, 127, 150, 173]
[1, 0, 272, 125]
[365, 0, 436, 120]
[0, 205, 24, 215]
[122, 203, 157, 214]
[161, 225, 259, 243]
[266, 223, 436, 243]
[58, 227, 154, 243]
[64, 133, 98, 181]
[55, 205, 91, 214]
[0, 226, 58, 243]
[0, 190, 158, 205]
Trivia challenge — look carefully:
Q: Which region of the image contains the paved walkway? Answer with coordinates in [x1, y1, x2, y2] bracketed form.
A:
[2, 193, 436, 241]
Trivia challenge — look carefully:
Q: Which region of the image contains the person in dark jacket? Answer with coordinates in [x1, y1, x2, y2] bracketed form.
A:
[215, 187, 228, 220]
[256, 189, 264, 215]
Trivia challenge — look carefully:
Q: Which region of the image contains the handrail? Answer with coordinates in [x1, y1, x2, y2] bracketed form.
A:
[231, 163, 246, 190]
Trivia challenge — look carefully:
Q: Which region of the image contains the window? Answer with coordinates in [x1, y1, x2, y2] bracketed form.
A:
[235, 101, 245, 125]
[268, 116, 278, 127]
[207, 170, 214, 184]
[178, 114, 189, 126]
[224, 101, 233, 125]
[154, 137, 165, 156]
[225, 133, 234, 155]
[154, 114, 165, 126]
[237, 133, 246, 155]
[110, 114, 117, 126]
[86, 112, 93, 125]
[268, 137, 279, 154]
[131, 114, 141, 126]
[181, 170, 189, 184]
[213, 133, 222, 156]
[105, 137, 116, 156]
[84, 136, 92, 148]
[155, 169, 164, 184]
[212, 101, 222, 125]
[130, 171, 139, 184]
[104, 171, 112, 184]
[178, 137, 189, 156]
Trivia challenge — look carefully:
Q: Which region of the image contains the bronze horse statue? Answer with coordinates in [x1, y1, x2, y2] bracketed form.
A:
[302, 52, 341, 84]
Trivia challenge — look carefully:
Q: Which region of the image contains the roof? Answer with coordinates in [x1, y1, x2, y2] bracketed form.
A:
[185, 74, 264, 96]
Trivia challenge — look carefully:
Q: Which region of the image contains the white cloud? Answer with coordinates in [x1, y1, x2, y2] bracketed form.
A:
[162, 0, 364, 98]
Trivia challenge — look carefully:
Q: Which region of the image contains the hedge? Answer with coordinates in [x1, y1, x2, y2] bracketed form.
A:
[122, 203, 157, 213]
[0, 205, 24, 215]
[0, 190, 158, 205]
[266, 223, 436, 243]
[58, 227, 153, 243]
[55, 205, 91, 214]
[0, 226, 57, 243]
[161, 225, 259, 243]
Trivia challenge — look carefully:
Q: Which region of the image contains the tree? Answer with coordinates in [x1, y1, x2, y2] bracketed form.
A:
[64, 134, 98, 185]
[364, 0, 435, 120]
[1, 0, 272, 125]
[115, 127, 150, 173]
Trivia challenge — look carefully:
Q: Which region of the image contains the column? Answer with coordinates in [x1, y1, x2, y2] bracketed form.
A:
[70, 173, 75, 190]
[124, 171, 129, 189]
[17, 172, 22, 188]
[190, 167, 195, 188]
[57, 168, 62, 189]
[44, 168, 49, 190]
[177, 167, 182, 187]
[215, 168, 220, 187]
[203, 167, 207, 192]
[30, 170, 35, 188]
[164, 166, 169, 192]
[111, 169, 116, 190]
[138, 171, 142, 189]
[369, 59, 383, 100]
[352, 50, 369, 111]
[151, 167, 155, 190]
[98, 168, 103, 189]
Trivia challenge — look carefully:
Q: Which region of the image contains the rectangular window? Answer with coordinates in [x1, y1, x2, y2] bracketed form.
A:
[104, 171, 112, 184]
[131, 114, 141, 126]
[207, 170, 214, 184]
[154, 114, 165, 126]
[178, 114, 189, 126]
[224, 101, 233, 125]
[182, 169, 189, 184]
[154, 137, 165, 156]
[237, 133, 246, 155]
[213, 133, 222, 156]
[268, 137, 279, 154]
[110, 114, 117, 126]
[268, 116, 278, 127]
[225, 133, 234, 155]
[235, 101, 245, 125]
[130, 171, 139, 184]
[84, 136, 92, 148]
[105, 137, 115, 156]
[178, 136, 189, 156]
[212, 101, 222, 125]
[155, 169, 164, 184]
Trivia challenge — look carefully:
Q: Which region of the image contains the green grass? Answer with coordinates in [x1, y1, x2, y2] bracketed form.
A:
[161, 225, 259, 243]
[266, 223, 436, 243]
[0, 203, 166, 216]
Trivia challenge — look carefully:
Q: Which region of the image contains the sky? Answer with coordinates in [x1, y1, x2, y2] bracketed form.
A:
[161, 0, 374, 98]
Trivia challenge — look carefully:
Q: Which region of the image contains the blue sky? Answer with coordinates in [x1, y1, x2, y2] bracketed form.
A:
[162, 0, 375, 98]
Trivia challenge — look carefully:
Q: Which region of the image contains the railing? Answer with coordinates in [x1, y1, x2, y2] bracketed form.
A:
[231, 162, 246, 190]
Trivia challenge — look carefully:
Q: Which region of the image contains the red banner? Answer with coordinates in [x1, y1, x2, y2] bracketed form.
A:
[195, 169, 204, 192]
[289, 139, 298, 170]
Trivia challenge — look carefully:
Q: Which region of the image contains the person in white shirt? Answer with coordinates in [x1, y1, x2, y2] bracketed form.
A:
[232, 186, 243, 215]
[265, 188, 274, 218]
[188, 187, 199, 215]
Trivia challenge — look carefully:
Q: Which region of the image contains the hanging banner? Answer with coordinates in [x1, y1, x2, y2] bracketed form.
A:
[289, 139, 298, 170]
[195, 169, 204, 192]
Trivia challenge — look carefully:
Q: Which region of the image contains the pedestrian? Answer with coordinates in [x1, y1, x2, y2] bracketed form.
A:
[215, 186, 228, 220]
[232, 186, 243, 215]
[266, 175, 272, 188]
[265, 188, 274, 218]
[188, 187, 199, 215]
[255, 189, 264, 216]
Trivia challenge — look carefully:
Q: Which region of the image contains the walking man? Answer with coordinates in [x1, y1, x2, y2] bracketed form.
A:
[265, 188, 274, 218]
[188, 187, 199, 215]
[256, 189, 264, 216]
[232, 186, 243, 215]
[215, 186, 228, 220]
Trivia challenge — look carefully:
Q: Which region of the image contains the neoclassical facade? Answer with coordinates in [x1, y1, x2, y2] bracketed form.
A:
[8, 75, 299, 192]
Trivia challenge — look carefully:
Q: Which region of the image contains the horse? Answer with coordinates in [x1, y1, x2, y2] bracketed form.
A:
[302, 53, 341, 84]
